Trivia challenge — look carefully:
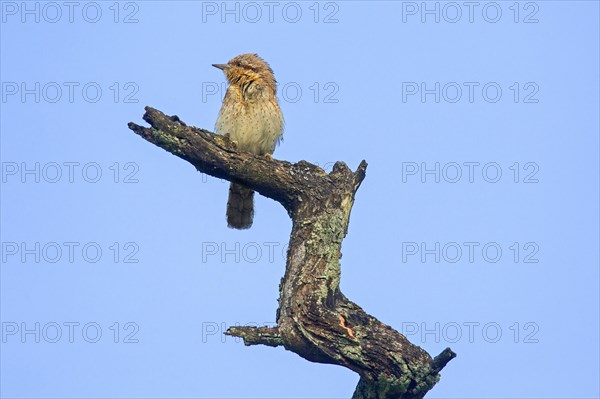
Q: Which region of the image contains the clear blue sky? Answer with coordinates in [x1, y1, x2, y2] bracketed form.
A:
[1, 1, 599, 398]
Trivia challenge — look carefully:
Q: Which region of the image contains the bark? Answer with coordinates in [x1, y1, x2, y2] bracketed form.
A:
[128, 107, 456, 399]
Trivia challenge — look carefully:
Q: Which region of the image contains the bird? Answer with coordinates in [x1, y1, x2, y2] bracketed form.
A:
[213, 53, 284, 229]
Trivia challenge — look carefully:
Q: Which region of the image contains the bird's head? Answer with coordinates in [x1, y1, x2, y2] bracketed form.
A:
[213, 53, 277, 94]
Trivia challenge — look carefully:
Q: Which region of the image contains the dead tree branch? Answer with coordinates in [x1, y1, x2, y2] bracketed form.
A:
[128, 106, 455, 399]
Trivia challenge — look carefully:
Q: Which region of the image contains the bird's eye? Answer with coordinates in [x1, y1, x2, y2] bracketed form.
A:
[235, 61, 242, 67]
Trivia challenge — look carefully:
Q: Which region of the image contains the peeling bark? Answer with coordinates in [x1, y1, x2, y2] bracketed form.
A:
[128, 107, 455, 398]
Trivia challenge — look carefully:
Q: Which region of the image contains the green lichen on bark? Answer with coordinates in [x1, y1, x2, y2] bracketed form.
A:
[148, 128, 186, 156]
[353, 375, 410, 399]
[304, 208, 347, 297]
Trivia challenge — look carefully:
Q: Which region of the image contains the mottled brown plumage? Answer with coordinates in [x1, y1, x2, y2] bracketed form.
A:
[213, 54, 284, 229]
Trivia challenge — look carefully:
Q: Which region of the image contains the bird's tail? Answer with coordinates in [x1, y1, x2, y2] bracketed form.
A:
[227, 183, 254, 229]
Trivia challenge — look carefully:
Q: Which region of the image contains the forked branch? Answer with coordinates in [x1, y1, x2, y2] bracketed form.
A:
[128, 107, 455, 399]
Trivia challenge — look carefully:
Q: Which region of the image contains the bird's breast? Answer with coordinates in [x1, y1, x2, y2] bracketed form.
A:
[215, 93, 283, 155]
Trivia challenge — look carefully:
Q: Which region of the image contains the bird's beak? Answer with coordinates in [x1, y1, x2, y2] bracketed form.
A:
[212, 63, 228, 71]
